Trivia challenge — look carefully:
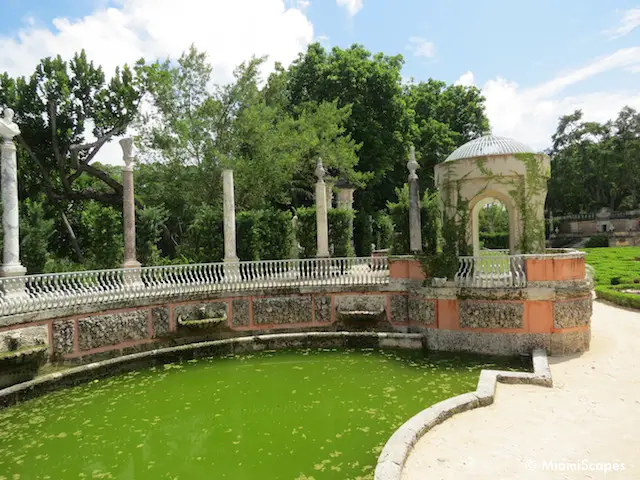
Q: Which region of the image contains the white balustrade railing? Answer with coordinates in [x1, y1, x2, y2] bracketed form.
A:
[455, 254, 527, 288]
[0, 257, 389, 317]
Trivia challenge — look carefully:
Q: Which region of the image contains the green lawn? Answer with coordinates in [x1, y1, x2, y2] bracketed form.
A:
[580, 246, 640, 285]
[580, 246, 640, 310]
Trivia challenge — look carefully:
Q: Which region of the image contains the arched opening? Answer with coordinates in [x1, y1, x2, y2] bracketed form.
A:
[470, 193, 516, 257]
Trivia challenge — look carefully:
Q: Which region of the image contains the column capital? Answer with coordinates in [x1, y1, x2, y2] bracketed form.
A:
[119, 137, 135, 171]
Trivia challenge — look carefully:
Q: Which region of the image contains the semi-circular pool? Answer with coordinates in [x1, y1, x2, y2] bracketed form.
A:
[0, 348, 524, 479]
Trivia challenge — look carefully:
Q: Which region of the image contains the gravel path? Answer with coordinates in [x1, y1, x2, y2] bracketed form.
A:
[402, 299, 640, 480]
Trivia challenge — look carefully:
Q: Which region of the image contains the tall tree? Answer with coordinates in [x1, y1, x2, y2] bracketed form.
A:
[0, 50, 145, 260]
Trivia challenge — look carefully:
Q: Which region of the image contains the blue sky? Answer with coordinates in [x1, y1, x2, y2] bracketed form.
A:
[1, 0, 639, 157]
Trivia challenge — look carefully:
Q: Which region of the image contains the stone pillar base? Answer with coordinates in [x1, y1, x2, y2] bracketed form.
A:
[224, 257, 240, 281]
[122, 260, 141, 269]
[0, 263, 27, 298]
[121, 261, 143, 288]
[0, 263, 26, 277]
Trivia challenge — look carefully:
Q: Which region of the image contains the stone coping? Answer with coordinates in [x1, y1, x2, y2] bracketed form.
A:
[0, 331, 424, 410]
[374, 348, 552, 480]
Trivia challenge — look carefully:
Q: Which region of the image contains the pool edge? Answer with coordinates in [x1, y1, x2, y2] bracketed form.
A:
[0, 331, 425, 409]
[374, 348, 552, 480]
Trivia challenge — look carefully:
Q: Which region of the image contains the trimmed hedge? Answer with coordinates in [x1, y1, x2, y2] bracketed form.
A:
[237, 209, 293, 261]
[595, 284, 640, 310]
[584, 234, 609, 248]
[480, 232, 509, 250]
[328, 208, 355, 257]
[294, 206, 354, 258]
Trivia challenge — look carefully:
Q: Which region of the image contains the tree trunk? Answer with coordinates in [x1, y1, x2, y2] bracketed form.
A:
[60, 210, 84, 263]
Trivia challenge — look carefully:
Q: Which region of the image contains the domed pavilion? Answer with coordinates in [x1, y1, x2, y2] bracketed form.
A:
[434, 135, 551, 256]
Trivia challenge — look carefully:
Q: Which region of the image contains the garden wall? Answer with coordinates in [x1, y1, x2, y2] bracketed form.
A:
[0, 252, 592, 365]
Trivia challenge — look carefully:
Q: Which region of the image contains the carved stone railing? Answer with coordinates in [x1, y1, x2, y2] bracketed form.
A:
[455, 254, 527, 288]
[0, 257, 389, 317]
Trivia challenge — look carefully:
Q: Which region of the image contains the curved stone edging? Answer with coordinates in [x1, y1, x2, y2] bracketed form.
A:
[0, 331, 423, 409]
[374, 348, 552, 480]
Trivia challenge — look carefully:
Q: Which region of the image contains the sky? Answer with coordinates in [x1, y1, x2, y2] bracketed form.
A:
[1, 0, 640, 165]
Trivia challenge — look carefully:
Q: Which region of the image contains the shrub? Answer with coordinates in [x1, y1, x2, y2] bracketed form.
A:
[479, 232, 509, 250]
[19, 198, 55, 274]
[354, 211, 373, 256]
[294, 206, 354, 258]
[80, 201, 123, 269]
[387, 185, 441, 255]
[137, 206, 169, 265]
[236, 211, 259, 261]
[253, 209, 293, 260]
[595, 284, 640, 310]
[328, 208, 354, 257]
[584, 235, 609, 248]
[180, 204, 224, 263]
[372, 212, 393, 250]
[294, 207, 316, 259]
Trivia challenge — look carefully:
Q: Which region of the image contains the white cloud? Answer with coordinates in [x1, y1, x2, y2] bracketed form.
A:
[454, 71, 475, 86]
[336, 0, 363, 18]
[456, 46, 640, 151]
[406, 36, 436, 58]
[0, 0, 314, 164]
[604, 8, 640, 39]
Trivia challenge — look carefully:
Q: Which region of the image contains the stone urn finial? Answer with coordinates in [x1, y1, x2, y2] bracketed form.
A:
[315, 158, 326, 183]
[119, 138, 135, 168]
[407, 146, 419, 181]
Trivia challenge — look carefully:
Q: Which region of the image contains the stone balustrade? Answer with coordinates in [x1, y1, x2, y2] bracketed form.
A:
[0, 257, 389, 318]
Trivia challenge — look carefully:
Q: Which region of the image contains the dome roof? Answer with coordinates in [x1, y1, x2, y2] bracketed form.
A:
[444, 135, 536, 162]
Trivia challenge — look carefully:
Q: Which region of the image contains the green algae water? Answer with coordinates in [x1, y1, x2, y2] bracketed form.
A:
[0, 349, 526, 480]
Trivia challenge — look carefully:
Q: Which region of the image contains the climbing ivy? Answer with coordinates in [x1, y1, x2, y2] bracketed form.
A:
[418, 151, 549, 279]
[418, 165, 471, 279]
[476, 153, 548, 254]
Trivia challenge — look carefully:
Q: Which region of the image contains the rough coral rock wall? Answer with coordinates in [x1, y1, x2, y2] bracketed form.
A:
[459, 301, 524, 329]
[0, 325, 48, 353]
[334, 295, 386, 313]
[52, 320, 74, 355]
[313, 296, 332, 323]
[253, 296, 312, 325]
[78, 311, 148, 351]
[151, 307, 170, 337]
[231, 299, 250, 327]
[174, 302, 227, 323]
[408, 298, 435, 325]
[390, 295, 408, 324]
[553, 298, 592, 328]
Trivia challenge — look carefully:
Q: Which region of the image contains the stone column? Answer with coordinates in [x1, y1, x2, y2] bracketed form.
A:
[315, 159, 330, 258]
[222, 169, 238, 263]
[336, 185, 356, 253]
[325, 180, 335, 211]
[0, 108, 27, 292]
[407, 146, 422, 253]
[120, 138, 141, 270]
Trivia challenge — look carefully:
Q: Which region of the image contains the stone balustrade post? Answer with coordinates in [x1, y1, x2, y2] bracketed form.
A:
[407, 146, 423, 253]
[315, 159, 330, 258]
[0, 108, 27, 297]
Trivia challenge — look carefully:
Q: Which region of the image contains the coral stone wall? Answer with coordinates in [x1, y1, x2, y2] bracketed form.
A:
[0, 253, 592, 365]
